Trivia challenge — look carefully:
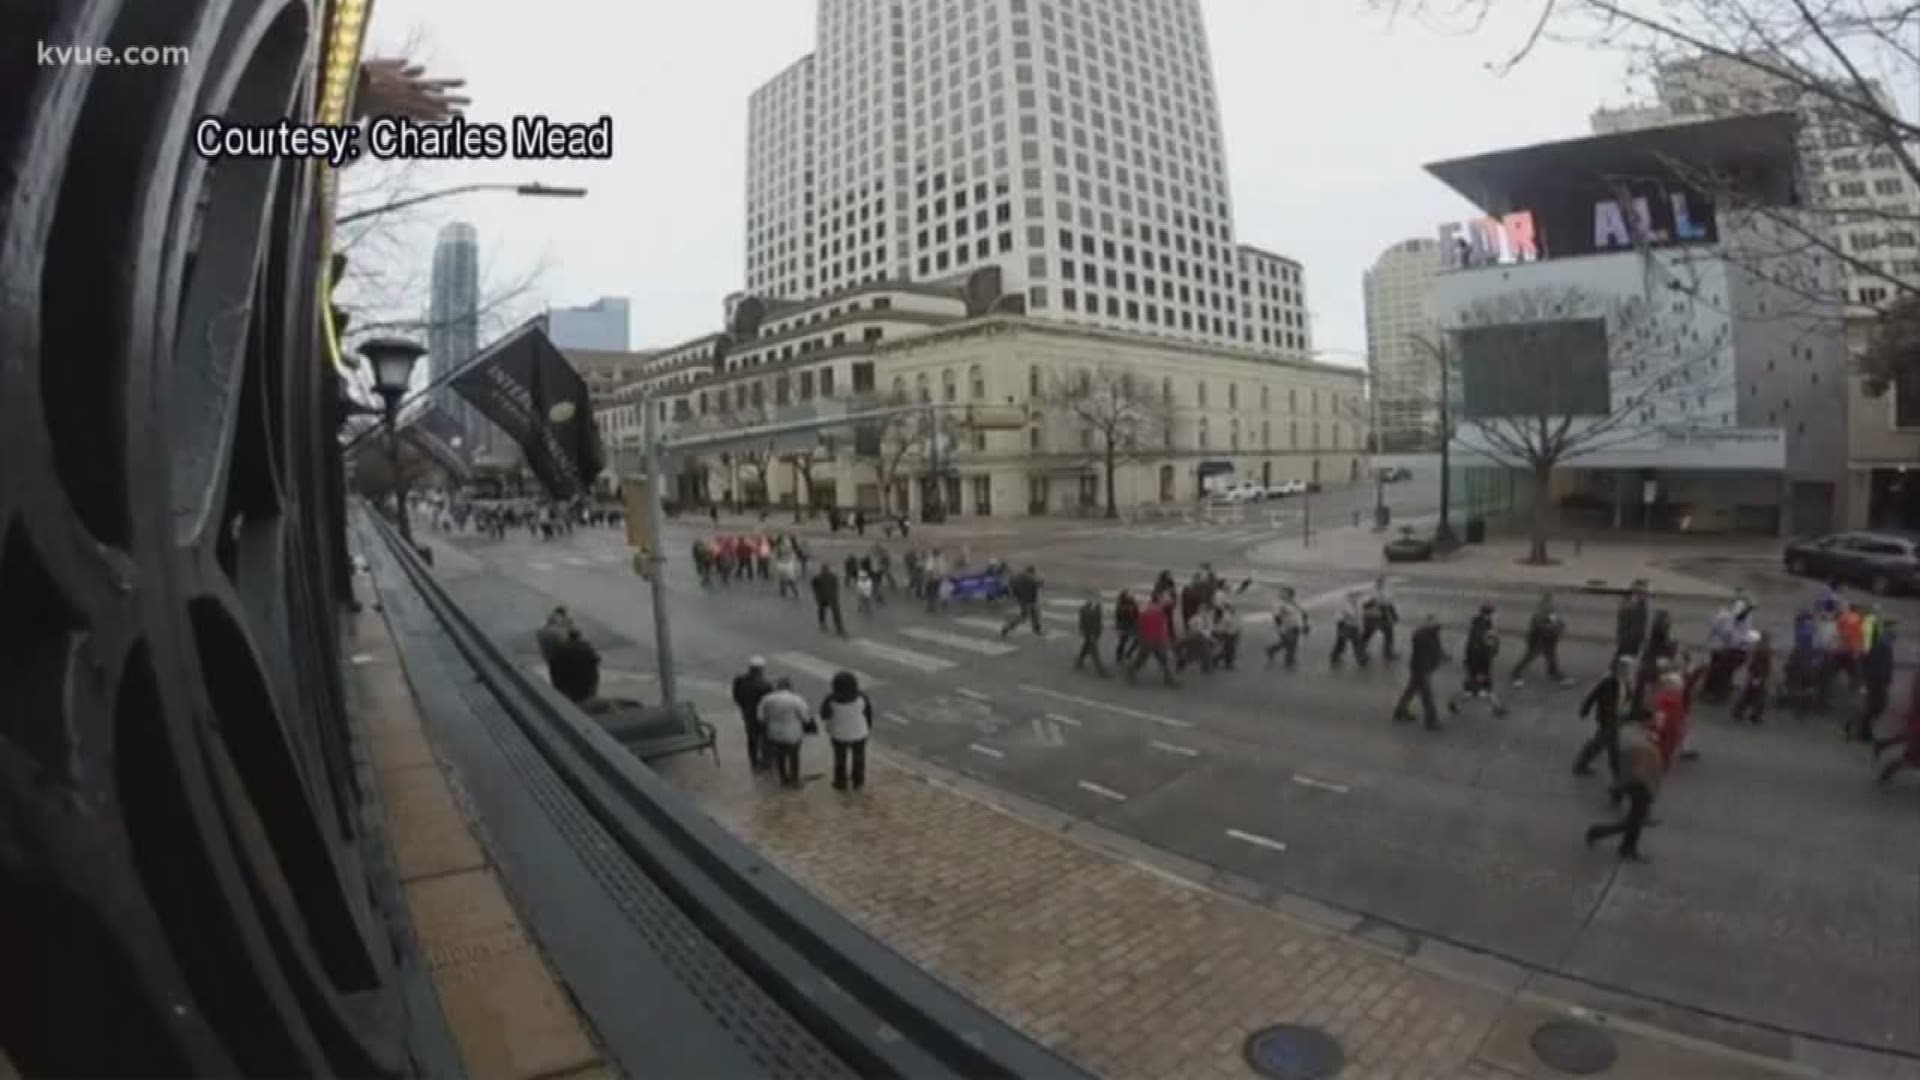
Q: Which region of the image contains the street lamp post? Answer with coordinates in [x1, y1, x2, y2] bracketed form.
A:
[364, 337, 427, 543]
[335, 181, 587, 226]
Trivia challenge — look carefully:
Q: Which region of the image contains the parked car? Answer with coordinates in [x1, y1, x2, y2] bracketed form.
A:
[1782, 531, 1920, 594]
[1383, 526, 1435, 563]
[1264, 479, 1307, 499]
[1376, 466, 1411, 483]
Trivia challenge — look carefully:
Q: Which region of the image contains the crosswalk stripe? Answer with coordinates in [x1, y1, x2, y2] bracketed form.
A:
[529, 561, 555, 572]
[849, 638, 957, 673]
[1044, 598, 1083, 609]
[563, 556, 591, 567]
[770, 650, 884, 689]
[954, 616, 1007, 632]
[898, 626, 1019, 656]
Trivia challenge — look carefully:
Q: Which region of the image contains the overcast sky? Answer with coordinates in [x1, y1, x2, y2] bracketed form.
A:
[354, 0, 1635, 364]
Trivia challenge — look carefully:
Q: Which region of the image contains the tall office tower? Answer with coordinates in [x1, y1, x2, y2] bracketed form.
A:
[1362, 237, 1443, 450]
[745, 55, 817, 300]
[547, 296, 631, 351]
[428, 221, 481, 447]
[1591, 53, 1920, 313]
[747, 0, 1288, 355]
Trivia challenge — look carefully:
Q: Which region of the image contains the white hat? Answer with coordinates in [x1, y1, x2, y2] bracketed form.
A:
[749, 656, 767, 668]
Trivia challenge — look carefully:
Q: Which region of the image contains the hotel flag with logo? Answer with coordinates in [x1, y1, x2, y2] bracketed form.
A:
[449, 320, 604, 499]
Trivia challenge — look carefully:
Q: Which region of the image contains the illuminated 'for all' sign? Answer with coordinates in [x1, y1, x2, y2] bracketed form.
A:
[1438, 212, 1539, 270]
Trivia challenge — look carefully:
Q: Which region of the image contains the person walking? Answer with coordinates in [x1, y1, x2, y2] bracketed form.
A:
[1125, 597, 1179, 687]
[757, 678, 813, 789]
[1510, 591, 1571, 688]
[812, 564, 847, 637]
[1448, 604, 1508, 717]
[1855, 617, 1898, 742]
[1836, 602, 1866, 695]
[1113, 590, 1140, 665]
[1359, 576, 1398, 662]
[922, 548, 947, 613]
[1730, 632, 1772, 725]
[821, 671, 873, 792]
[1585, 710, 1662, 862]
[547, 628, 601, 705]
[1073, 598, 1109, 676]
[1000, 565, 1045, 638]
[536, 606, 574, 666]
[1391, 614, 1447, 729]
[731, 657, 774, 771]
[1329, 592, 1368, 668]
[774, 546, 800, 600]
[1615, 581, 1650, 661]
[1266, 586, 1308, 669]
[855, 569, 876, 616]
[1573, 656, 1634, 779]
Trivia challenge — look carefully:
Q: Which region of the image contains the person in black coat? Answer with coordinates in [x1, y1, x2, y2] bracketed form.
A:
[1000, 566, 1045, 637]
[1073, 598, 1109, 676]
[1615, 582, 1650, 660]
[547, 629, 601, 704]
[731, 657, 774, 771]
[1856, 619, 1898, 742]
[1448, 604, 1508, 718]
[812, 565, 847, 636]
[1573, 655, 1635, 779]
[1392, 615, 1447, 729]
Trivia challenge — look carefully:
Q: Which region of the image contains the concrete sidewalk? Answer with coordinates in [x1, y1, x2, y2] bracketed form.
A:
[1251, 523, 1746, 601]
[657, 745, 1816, 1079]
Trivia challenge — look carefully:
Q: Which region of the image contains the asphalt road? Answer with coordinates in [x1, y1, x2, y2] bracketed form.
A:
[435, 518, 1920, 1058]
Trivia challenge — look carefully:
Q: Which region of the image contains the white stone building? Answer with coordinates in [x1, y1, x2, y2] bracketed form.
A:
[742, 0, 1308, 359]
[1362, 237, 1443, 449]
[582, 275, 1365, 518]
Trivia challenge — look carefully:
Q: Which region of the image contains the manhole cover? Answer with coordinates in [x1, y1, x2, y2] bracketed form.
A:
[1530, 1018, 1618, 1075]
[1243, 1023, 1345, 1080]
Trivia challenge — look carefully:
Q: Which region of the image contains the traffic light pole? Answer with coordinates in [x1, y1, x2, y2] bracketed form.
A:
[641, 403, 680, 708]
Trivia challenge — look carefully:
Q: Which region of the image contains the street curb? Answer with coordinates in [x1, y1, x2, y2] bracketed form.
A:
[868, 744, 1889, 1078]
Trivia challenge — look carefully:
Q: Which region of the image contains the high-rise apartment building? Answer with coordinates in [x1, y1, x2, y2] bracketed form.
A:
[428, 221, 480, 447]
[1362, 237, 1442, 450]
[744, 0, 1308, 358]
[1591, 54, 1920, 314]
[546, 296, 631, 352]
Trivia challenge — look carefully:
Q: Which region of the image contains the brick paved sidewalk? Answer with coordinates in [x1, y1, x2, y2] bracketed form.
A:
[659, 746, 1800, 1080]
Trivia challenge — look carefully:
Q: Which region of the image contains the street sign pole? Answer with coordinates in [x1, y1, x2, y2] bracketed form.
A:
[642, 404, 679, 708]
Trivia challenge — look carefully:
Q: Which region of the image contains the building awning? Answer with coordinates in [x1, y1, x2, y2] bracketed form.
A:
[1454, 424, 1786, 471]
[1425, 112, 1802, 218]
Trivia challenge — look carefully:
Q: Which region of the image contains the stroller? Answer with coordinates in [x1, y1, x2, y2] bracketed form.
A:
[1775, 641, 1826, 716]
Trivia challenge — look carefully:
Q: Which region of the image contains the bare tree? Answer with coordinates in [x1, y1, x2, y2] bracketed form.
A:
[1036, 365, 1173, 518]
[847, 391, 972, 515]
[1434, 285, 1731, 563]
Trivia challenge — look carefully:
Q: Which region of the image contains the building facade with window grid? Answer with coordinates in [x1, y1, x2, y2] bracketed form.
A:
[1363, 237, 1443, 450]
[742, 0, 1310, 360]
[1591, 54, 1920, 315]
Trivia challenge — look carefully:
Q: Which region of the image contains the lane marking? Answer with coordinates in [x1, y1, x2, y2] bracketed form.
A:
[1150, 740, 1199, 757]
[968, 743, 1005, 759]
[850, 638, 957, 673]
[1018, 684, 1193, 728]
[1226, 828, 1288, 853]
[883, 711, 910, 725]
[1044, 711, 1082, 727]
[530, 561, 555, 572]
[956, 687, 992, 702]
[1031, 717, 1068, 747]
[1078, 780, 1128, 801]
[349, 653, 374, 665]
[770, 650, 884, 689]
[899, 627, 1020, 656]
[563, 556, 591, 567]
[1292, 774, 1350, 794]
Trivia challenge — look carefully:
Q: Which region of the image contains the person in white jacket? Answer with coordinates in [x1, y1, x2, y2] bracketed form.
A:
[821, 670, 873, 791]
[756, 678, 813, 788]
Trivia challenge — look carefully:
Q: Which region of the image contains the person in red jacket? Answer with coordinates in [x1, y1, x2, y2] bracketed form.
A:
[1650, 655, 1707, 767]
[1874, 675, 1920, 787]
[1124, 598, 1179, 687]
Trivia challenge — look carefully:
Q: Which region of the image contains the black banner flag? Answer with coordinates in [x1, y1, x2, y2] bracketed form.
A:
[397, 399, 474, 481]
[449, 322, 603, 498]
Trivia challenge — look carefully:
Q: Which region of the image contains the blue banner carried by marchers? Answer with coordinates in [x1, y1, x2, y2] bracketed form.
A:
[449, 321, 603, 499]
[398, 399, 474, 481]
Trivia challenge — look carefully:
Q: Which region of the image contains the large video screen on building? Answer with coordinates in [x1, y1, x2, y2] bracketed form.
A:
[1456, 318, 1610, 420]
